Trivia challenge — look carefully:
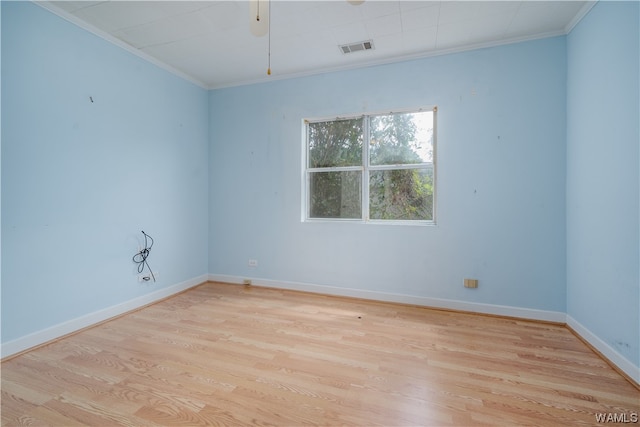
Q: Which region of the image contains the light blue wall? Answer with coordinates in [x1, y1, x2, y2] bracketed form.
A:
[2, 0, 636, 378]
[567, 2, 640, 368]
[1, 2, 209, 343]
[209, 37, 567, 312]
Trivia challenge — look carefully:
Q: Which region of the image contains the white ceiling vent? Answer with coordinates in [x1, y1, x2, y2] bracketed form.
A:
[340, 40, 374, 54]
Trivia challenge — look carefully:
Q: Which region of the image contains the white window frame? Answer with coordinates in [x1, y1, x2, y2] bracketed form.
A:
[302, 106, 437, 225]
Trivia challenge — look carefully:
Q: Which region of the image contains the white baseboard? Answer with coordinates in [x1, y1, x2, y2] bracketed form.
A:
[566, 315, 640, 385]
[211, 274, 640, 385]
[214, 274, 640, 384]
[208, 274, 566, 323]
[1, 274, 208, 359]
[5, 273, 637, 387]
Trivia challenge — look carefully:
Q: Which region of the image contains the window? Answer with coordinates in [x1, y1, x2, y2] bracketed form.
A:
[304, 107, 436, 224]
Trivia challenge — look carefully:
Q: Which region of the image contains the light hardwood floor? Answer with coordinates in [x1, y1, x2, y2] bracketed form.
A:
[2, 282, 638, 426]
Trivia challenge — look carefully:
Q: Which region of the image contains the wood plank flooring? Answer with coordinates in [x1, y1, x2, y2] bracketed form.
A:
[2, 282, 639, 426]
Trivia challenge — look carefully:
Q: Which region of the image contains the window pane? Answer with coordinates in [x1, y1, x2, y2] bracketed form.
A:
[369, 168, 433, 221]
[308, 118, 363, 168]
[369, 111, 433, 166]
[309, 171, 361, 219]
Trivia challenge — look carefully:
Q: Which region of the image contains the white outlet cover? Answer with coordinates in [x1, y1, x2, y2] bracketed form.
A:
[138, 272, 159, 282]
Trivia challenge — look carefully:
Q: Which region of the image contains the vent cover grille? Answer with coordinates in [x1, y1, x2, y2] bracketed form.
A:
[340, 40, 374, 54]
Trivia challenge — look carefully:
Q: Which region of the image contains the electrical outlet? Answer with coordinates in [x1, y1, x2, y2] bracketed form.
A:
[464, 278, 478, 288]
[243, 279, 252, 285]
[248, 259, 258, 268]
[138, 271, 159, 282]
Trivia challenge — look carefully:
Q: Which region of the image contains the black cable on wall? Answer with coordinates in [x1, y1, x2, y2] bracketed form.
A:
[133, 230, 155, 282]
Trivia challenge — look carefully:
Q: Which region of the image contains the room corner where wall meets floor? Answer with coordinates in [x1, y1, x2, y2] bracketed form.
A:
[2, 282, 638, 426]
[209, 275, 640, 387]
[1, 0, 638, 397]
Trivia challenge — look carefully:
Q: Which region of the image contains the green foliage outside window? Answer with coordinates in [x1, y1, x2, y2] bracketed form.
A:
[306, 109, 435, 222]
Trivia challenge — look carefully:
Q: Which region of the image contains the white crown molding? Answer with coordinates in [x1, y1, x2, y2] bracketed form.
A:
[34, 1, 209, 89]
[564, 1, 598, 34]
[33, 0, 584, 91]
[208, 30, 568, 90]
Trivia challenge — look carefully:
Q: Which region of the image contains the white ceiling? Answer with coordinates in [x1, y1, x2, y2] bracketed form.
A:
[40, 1, 593, 89]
